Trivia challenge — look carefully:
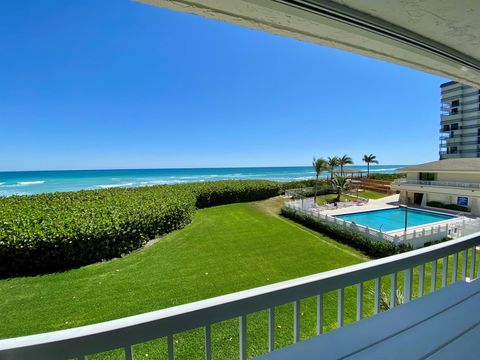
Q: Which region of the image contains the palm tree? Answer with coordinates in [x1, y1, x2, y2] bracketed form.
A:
[327, 156, 339, 180]
[312, 157, 327, 204]
[332, 175, 351, 201]
[338, 154, 353, 176]
[362, 153, 379, 178]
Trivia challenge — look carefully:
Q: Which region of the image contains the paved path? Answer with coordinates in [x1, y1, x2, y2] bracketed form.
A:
[321, 194, 400, 216]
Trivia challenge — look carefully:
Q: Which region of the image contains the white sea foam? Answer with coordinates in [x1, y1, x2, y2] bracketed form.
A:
[370, 168, 398, 172]
[98, 183, 134, 189]
[18, 181, 45, 185]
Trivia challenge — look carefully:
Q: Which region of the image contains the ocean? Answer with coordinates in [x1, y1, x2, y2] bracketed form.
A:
[0, 165, 404, 196]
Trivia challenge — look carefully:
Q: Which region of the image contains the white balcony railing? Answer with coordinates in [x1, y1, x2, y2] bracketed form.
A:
[392, 178, 480, 189]
[1, 233, 480, 359]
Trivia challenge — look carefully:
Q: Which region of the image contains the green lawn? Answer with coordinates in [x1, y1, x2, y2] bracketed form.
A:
[0, 197, 469, 359]
[315, 190, 386, 205]
[0, 198, 368, 359]
[352, 189, 387, 200]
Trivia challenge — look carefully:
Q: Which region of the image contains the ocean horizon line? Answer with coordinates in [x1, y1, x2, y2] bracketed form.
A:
[0, 165, 404, 197]
[0, 164, 410, 174]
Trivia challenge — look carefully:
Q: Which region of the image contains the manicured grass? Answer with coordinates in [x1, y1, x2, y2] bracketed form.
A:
[314, 190, 386, 206]
[0, 197, 471, 359]
[355, 190, 388, 199]
[0, 198, 368, 359]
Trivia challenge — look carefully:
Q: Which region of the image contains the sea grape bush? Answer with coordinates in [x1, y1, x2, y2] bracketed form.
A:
[181, 180, 281, 208]
[0, 180, 282, 277]
[0, 186, 196, 276]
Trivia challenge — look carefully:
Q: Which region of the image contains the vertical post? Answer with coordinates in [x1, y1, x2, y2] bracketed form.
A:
[356, 282, 363, 321]
[293, 300, 300, 343]
[268, 308, 275, 352]
[418, 264, 425, 297]
[205, 325, 212, 360]
[124, 346, 133, 360]
[431, 260, 437, 292]
[337, 288, 344, 328]
[442, 256, 448, 288]
[317, 294, 323, 335]
[390, 272, 397, 308]
[239, 315, 247, 360]
[374, 278, 381, 314]
[462, 249, 468, 280]
[452, 253, 458, 283]
[470, 247, 476, 280]
[404, 268, 413, 303]
[168, 334, 174, 360]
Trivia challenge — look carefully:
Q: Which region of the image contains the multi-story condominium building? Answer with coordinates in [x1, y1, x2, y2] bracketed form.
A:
[440, 81, 480, 159]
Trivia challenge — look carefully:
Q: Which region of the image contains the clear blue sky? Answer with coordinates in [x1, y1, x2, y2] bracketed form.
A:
[0, 0, 447, 171]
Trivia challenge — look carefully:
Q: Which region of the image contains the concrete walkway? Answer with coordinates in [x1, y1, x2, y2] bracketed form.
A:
[321, 194, 400, 216]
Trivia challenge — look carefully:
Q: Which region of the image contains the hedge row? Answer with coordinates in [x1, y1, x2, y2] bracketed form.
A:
[0, 180, 282, 277]
[426, 201, 470, 212]
[179, 180, 281, 208]
[0, 186, 196, 277]
[281, 206, 412, 258]
[367, 173, 406, 181]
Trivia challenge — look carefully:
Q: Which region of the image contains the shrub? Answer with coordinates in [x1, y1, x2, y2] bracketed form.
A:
[279, 179, 318, 191]
[368, 173, 406, 181]
[427, 201, 445, 208]
[180, 180, 281, 208]
[280, 206, 412, 258]
[0, 180, 282, 277]
[0, 186, 196, 277]
[427, 201, 470, 212]
[444, 203, 470, 212]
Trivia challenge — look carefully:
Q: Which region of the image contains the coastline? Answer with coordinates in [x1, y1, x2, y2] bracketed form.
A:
[0, 165, 403, 196]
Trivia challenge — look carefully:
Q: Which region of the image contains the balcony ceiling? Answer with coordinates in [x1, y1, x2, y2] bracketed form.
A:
[137, 0, 480, 87]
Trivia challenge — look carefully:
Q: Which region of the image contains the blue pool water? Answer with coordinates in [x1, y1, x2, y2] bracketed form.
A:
[335, 208, 455, 232]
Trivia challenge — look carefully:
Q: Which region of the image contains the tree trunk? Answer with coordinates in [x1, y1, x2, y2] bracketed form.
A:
[367, 162, 370, 178]
[314, 175, 319, 204]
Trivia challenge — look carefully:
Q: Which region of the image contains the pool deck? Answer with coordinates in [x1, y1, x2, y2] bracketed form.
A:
[322, 194, 400, 216]
[321, 194, 463, 236]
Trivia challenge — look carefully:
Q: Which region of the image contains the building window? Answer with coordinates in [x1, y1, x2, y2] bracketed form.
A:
[449, 146, 458, 154]
[451, 99, 459, 107]
[443, 124, 450, 131]
[451, 108, 458, 115]
[451, 123, 459, 130]
[419, 172, 436, 181]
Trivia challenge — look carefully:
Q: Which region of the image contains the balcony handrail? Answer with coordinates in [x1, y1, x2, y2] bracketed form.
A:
[393, 179, 480, 189]
[1, 232, 480, 360]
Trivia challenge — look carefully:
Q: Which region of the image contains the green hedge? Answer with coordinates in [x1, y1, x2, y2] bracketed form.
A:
[0, 187, 196, 277]
[427, 201, 470, 212]
[0, 180, 282, 277]
[368, 173, 406, 180]
[179, 180, 281, 208]
[281, 206, 412, 258]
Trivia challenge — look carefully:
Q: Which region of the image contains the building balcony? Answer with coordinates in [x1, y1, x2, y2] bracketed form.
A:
[392, 178, 480, 189]
[1, 234, 480, 359]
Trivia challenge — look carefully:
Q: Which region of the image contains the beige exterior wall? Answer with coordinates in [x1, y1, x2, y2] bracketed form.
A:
[397, 188, 480, 215]
[404, 171, 480, 184]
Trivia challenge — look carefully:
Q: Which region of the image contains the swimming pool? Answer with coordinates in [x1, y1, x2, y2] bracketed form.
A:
[335, 207, 455, 232]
